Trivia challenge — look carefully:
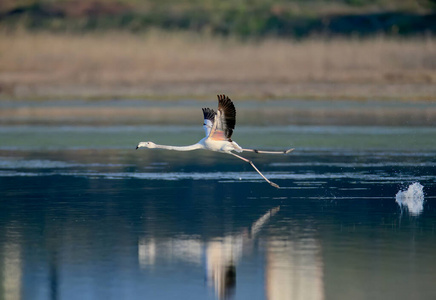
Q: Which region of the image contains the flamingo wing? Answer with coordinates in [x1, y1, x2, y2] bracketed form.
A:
[202, 107, 216, 137]
[209, 94, 236, 141]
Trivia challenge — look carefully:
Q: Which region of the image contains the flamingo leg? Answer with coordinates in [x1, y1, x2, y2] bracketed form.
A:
[242, 148, 294, 154]
[228, 152, 280, 189]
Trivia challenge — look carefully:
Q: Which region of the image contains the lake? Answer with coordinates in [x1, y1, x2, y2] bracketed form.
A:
[1, 99, 435, 300]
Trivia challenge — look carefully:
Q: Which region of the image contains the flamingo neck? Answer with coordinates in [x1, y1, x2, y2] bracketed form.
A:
[154, 143, 203, 151]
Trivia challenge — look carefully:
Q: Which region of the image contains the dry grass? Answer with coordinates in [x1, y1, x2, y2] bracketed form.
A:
[1, 30, 435, 100]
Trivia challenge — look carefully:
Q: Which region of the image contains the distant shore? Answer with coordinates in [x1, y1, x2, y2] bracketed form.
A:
[1, 31, 435, 101]
[1, 98, 435, 127]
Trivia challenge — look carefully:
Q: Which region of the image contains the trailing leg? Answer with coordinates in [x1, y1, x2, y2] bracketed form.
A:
[228, 152, 280, 188]
[242, 148, 294, 155]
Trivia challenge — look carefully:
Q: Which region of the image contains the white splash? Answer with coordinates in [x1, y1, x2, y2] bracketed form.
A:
[395, 182, 424, 216]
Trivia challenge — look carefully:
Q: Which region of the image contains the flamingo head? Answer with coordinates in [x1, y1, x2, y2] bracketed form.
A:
[136, 141, 156, 149]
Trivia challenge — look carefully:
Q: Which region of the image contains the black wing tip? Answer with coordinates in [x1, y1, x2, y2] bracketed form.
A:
[202, 107, 216, 121]
[216, 94, 236, 139]
[216, 94, 235, 112]
[217, 94, 233, 105]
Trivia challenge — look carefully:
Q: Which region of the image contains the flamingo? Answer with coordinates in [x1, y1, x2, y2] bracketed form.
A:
[136, 94, 293, 188]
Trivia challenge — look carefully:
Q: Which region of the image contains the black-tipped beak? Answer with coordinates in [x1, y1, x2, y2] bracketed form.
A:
[135, 146, 139, 150]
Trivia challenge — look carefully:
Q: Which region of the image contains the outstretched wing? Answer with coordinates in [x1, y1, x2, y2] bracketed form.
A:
[202, 107, 216, 137]
[209, 94, 236, 141]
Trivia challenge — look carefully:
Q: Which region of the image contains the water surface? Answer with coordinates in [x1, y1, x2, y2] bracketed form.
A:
[1, 99, 436, 300]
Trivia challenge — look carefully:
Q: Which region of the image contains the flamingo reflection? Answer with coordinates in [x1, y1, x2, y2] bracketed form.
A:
[138, 206, 280, 299]
[206, 206, 280, 299]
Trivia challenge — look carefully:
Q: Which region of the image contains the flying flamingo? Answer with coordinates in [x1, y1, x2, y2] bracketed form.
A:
[136, 94, 293, 188]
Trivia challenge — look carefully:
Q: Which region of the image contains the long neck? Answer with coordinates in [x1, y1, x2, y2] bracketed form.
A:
[154, 143, 203, 151]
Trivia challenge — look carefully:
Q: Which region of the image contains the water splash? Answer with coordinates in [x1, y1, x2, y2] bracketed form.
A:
[395, 182, 424, 216]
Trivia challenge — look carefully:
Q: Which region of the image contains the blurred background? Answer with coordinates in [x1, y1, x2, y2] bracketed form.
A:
[0, 0, 435, 101]
[1, 2, 436, 300]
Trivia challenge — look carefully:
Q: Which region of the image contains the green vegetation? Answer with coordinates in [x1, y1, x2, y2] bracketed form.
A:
[1, 0, 435, 38]
[1, 1, 435, 100]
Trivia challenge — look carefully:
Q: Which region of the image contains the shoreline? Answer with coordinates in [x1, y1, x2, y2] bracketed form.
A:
[1, 31, 435, 101]
[1, 98, 435, 127]
[2, 81, 436, 102]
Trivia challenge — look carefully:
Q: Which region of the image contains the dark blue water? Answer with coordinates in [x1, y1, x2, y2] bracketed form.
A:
[1, 141, 435, 299]
[1, 96, 436, 299]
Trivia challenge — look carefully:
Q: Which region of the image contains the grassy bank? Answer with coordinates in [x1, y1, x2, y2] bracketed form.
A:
[1, 0, 435, 38]
[1, 31, 435, 100]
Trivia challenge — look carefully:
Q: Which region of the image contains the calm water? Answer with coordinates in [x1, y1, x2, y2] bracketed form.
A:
[1, 100, 436, 300]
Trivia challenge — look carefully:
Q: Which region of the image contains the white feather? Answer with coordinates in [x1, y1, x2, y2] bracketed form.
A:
[203, 119, 213, 137]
